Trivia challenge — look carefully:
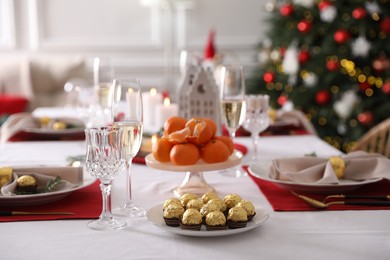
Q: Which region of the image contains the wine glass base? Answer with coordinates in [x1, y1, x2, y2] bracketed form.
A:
[87, 218, 126, 231]
[219, 166, 247, 178]
[173, 171, 215, 197]
[112, 204, 146, 218]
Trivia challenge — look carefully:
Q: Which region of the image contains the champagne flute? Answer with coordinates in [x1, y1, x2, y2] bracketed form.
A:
[242, 94, 270, 162]
[111, 78, 145, 218]
[219, 64, 246, 178]
[85, 126, 126, 230]
[92, 57, 114, 126]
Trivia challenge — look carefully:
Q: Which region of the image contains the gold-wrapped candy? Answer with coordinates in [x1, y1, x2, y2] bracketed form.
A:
[0, 167, 13, 188]
[52, 121, 67, 130]
[181, 209, 202, 225]
[15, 175, 38, 193]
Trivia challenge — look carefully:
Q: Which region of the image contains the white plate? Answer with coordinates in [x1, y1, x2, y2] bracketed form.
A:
[145, 150, 243, 172]
[0, 177, 95, 206]
[146, 204, 269, 237]
[248, 160, 383, 194]
[23, 127, 84, 135]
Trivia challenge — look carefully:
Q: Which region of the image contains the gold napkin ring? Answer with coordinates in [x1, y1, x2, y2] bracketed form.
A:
[329, 157, 345, 179]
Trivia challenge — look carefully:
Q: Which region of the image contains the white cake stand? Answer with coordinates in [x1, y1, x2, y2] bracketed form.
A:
[145, 150, 243, 197]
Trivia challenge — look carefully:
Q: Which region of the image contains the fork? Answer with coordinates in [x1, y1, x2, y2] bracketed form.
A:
[291, 192, 390, 209]
[323, 194, 390, 203]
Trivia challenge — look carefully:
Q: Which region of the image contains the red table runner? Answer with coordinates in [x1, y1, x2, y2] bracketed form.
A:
[246, 167, 390, 211]
[0, 180, 101, 222]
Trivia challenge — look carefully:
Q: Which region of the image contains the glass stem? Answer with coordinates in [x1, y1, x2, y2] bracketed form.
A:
[252, 132, 260, 160]
[125, 158, 133, 207]
[100, 182, 112, 221]
[229, 128, 236, 139]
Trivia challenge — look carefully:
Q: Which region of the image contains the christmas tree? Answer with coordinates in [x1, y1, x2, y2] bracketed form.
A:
[247, 0, 390, 152]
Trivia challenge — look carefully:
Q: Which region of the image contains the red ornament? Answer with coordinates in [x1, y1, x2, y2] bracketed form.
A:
[297, 20, 312, 33]
[373, 56, 390, 74]
[263, 71, 275, 83]
[334, 29, 350, 44]
[298, 50, 310, 64]
[358, 111, 373, 126]
[326, 59, 339, 71]
[315, 90, 331, 105]
[318, 0, 332, 11]
[279, 47, 286, 57]
[352, 7, 367, 20]
[277, 95, 288, 106]
[280, 4, 294, 16]
[359, 82, 371, 91]
[382, 81, 390, 95]
[203, 30, 215, 60]
[381, 18, 390, 35]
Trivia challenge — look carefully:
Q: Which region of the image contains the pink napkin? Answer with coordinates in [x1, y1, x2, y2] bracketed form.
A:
[270, 151, 390, 184]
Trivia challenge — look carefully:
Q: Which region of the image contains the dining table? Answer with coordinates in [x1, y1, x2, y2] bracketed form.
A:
[1, 133, 389, 260]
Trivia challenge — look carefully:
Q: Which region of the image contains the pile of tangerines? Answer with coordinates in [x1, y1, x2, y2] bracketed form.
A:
[152, 116, 234, 166]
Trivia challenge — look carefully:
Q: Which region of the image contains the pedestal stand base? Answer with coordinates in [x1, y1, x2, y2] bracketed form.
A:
[173, 171, 215, 197]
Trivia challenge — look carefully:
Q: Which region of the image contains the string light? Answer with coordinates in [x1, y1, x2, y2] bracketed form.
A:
[357, 74, 366, 82]
[275, 83, 283, 91]
[365, 88, 374, 96]
[266, 82, 275, 90]
[349, 119, 358, 127]
[375, 78, 383, 87]
[318, 117, 327, 125]
[330, 85, 339, 94]
[367, 76, 376, 84]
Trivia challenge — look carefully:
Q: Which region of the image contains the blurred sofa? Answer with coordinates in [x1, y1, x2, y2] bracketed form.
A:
[0, 55, 88, 112]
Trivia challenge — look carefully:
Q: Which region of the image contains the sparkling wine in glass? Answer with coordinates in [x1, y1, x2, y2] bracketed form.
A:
[242, 94, 270, 162]
[85, 126, 126, 231]
[111, 78, 145, 218]
[219, 64, 246, 177]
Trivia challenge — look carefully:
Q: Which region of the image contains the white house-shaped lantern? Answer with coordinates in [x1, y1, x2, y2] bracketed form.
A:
[178, 66, 221, 134]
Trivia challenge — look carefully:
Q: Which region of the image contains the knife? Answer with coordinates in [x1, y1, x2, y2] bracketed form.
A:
[0, 211, 75, 216]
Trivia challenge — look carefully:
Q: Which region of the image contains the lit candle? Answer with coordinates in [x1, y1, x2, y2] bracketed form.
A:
[155, 97, 179, 130]
[141, 134, 158, 154]
[126, 88, 138, 118]
[142, 88, 163, 131]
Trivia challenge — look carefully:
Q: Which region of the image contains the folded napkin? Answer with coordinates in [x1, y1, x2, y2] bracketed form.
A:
[246, 166, 390, 211]
[0, 166, 83, 196]
[271, 151, 390, 184]
[0, 112, 85, 143]
[0, 113, 36, 143]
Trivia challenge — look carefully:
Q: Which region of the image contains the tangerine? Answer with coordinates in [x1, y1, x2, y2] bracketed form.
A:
[214, 135, 234, 155]
[200, 117, 217, 137]
[164, 116, 187, 135]
[152, 137, 174, 163]
[170, 143, 200, 165]
[168, 127, 191, 144]
[185, 118, 214, 145]
[201, 140, 230, 163]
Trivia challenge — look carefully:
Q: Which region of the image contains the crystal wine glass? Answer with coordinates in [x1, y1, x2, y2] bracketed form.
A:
[219, 64, 246, 178]
[242, 94, 270, 162]
[85, 126, 126, 231]
[111, 78, 145, 218]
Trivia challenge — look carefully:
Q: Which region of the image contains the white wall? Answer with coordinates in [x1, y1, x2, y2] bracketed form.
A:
[0, 0, 269, 95]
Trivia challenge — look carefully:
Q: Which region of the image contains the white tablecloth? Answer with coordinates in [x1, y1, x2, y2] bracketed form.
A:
[1, 135, 389, 260]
